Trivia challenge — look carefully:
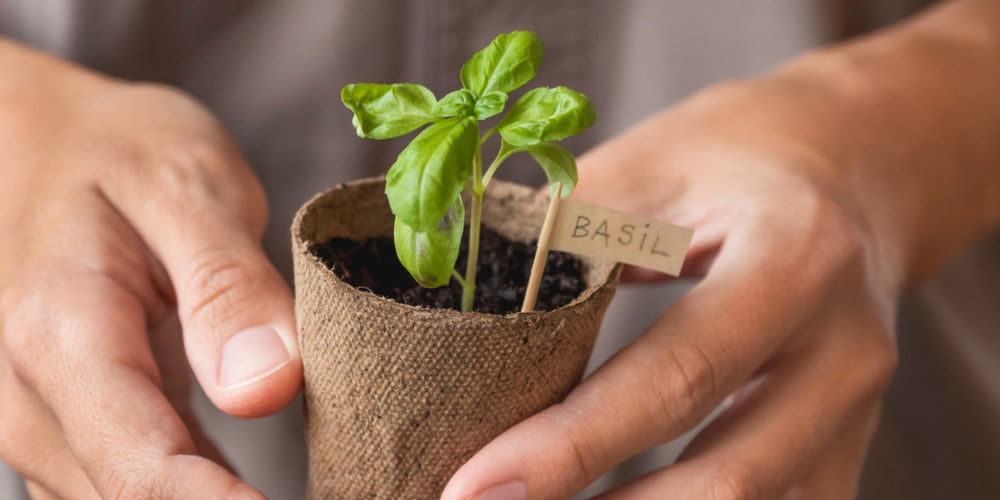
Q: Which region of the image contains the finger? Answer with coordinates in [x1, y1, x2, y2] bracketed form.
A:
[442, 268, 811, 498]
[184, 413, 234, 473]
[442, 201, 864, 500]
[1, 407, 98, 500]
[0, 352, 97, 499]
[785, 407, 882, 499]
[98, 135, 300, 417]
[148, 312, 236, 471]
[25, 481, 60, 500]
[595, 311, 894, 499]
[616, 227, 722, 284]
[3, 271, 264, 499]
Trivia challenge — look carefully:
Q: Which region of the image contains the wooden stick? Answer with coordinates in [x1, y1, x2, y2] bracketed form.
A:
[522, 183, 563, 313]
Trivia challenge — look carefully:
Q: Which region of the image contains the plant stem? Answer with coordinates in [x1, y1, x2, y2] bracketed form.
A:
[451, 269, 467, 288]
[462, 123, 484, 313]
[462, 191, 483, 312]
[481, 147, 514, 190]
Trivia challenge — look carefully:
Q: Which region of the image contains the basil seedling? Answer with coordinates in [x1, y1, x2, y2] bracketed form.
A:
[342, 31, 595, 312]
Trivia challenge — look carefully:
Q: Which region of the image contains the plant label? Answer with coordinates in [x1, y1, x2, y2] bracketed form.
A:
[549, 200, 693, 276]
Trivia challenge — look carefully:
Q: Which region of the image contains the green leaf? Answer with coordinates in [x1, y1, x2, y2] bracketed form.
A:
[432, 89, 476, 118]
[393, 196, 465, 288]
[497, 86, 596, 147]
[460, 31, 544, 97]
[385, 117, 478, 230]
[341, 83, 438, 139]
[474, 91, 508, 120]
[507, 142, 578, 198]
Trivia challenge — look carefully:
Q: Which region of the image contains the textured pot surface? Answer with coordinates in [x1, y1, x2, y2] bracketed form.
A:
[292, 178, 620, 499]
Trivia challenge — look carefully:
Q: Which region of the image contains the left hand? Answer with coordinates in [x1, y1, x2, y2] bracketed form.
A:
[441, 77, 900, 499]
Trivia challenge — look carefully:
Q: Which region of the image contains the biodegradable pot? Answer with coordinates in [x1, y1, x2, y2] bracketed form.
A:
[292, 177, 620, 499]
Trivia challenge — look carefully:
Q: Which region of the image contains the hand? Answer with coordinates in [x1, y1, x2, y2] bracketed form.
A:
[0, 41, 300, 498]
[442, 83, 902, 499]
[444, 2, 1000, 496]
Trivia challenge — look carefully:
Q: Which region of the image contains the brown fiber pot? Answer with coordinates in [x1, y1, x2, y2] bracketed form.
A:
[291, 177, 620, 499]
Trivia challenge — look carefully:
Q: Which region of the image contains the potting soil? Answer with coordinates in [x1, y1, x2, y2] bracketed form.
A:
[313, 225, 585, 314]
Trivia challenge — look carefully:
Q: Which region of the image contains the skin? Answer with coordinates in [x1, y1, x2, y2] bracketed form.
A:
[0, 1, 997, 499]
[0, 42, 299, 498]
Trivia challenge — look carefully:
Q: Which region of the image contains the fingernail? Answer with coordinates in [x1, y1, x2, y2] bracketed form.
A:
[467, 481, 526, 500]
[218, 326, 291, 389]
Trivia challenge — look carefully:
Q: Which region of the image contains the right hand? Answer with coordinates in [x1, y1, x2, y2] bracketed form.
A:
[0, 40, 301, 498]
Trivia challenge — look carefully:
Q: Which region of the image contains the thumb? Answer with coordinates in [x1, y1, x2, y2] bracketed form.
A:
[170, 222, 300, 418]
[103, 147, 301, 418]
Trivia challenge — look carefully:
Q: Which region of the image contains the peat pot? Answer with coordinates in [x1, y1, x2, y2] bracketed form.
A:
[291, 177, 620, 498]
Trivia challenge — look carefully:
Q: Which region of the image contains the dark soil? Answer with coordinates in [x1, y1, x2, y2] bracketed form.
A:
[313, 226, 586, 315]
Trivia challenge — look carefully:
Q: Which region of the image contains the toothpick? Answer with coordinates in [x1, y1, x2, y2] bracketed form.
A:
[522, 183, 563, 313]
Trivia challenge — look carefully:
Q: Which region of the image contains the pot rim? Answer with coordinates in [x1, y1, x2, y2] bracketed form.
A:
[291, 177, 621, 321]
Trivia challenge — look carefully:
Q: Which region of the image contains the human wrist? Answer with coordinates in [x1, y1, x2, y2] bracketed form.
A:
[747, 6, 1000, 289]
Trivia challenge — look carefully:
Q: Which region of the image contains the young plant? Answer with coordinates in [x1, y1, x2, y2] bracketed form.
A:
[342, 31, 595, 313]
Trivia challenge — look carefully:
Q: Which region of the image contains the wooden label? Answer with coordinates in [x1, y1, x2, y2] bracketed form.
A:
[548, 200, 693, 276]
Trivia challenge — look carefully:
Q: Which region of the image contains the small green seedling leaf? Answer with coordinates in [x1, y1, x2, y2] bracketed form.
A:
[393, 195, 465, 288]
[385, 117, 478, 230]
[474, 91, 508, 120]
[433, 89, 477, 118]
[461, 31, 544, 97]
[497, 86, 596, 147]
[508, 142, 578, 198]
[343, 31, 595, 313]
[342, 83, 438, 139]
